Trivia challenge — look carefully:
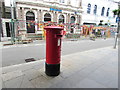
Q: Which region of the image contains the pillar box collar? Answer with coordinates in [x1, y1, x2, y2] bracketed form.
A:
[44, 26, 64, 30]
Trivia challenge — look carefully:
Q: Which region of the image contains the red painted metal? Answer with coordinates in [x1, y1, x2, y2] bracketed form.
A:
[44, 26, 64, 64]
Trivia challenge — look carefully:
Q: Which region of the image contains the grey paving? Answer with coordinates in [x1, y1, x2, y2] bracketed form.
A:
[2, 82, 6, 88]
[1, 46, 118, 88]
[2, 70, 23, 81]
[4, 75, 23, 88]
[73, 78, 107, 88]
[20, 75, 35, 88]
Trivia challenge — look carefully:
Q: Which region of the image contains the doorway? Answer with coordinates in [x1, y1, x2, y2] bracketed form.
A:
[6, 22, 11, 37]
[26, 11, 35, 33]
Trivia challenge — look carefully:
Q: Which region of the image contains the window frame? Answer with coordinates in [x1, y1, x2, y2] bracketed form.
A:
[101, 7, 105, 16]
[106, 8, 110, 17]
[87, 3, 91, 14]
[93, 5, 97, 15]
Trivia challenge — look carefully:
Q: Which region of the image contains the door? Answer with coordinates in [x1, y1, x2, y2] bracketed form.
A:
[26, 11, 35, 33]
[6, 22, 11, 37]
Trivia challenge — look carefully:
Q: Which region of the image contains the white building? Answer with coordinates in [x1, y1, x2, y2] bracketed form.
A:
[81, 0, 118, 26]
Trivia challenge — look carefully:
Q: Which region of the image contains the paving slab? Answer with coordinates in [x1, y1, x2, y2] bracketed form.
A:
[30, 75, 52, 88]
[87, 69, 118, 88]
[2, 70, 23, 82]
[2, 82, 6, 88]
[20, 75, 35, 88]
[2, 60, 45, 74]
[73, 78, 107, 88]
[4, 75, 24, 88]
[24, 69, 42, 81]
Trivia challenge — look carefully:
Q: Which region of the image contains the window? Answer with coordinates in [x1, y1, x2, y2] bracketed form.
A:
[44, 13, 51, 22]
[59, 0, 65, 3]
[26, 11, 35, 20]
[101, 7, 105, 16]
[67, 0, 71, 5]
[106, 8, 110, 17]
[26, 11, 35, 33]
[93, 5, 97, 15]
[5, 12, 11, 19]
[87, 3, 91, 14]
[59, 15, 65, 24]
[20, 7, 22, 10]
[71, 16, 75, 23]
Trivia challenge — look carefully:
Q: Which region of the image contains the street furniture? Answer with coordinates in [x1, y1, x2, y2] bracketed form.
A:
[44, 26, 64, 76]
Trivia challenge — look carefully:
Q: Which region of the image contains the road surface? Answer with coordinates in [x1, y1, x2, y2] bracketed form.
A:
[2, 38, 115, 67]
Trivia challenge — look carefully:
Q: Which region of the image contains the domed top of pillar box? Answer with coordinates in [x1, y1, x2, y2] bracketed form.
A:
[44, 26, 64, 30]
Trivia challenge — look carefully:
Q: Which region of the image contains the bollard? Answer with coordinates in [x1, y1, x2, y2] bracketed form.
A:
[44, 26, 64, 76]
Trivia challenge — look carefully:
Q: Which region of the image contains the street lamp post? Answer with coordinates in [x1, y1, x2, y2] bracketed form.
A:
[10, 0, 15, 44]
[114, 2, 120, 49]
[0, 20, 1, 42]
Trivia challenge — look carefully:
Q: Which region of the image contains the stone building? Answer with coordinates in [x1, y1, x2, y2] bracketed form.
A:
[15, 0, 82, 39]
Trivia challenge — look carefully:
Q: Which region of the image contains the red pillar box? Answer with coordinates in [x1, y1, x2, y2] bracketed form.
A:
[44, 26, 64, 76]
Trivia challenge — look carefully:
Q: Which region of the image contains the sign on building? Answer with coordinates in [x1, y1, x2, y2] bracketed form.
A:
[50, 8, 62, 12]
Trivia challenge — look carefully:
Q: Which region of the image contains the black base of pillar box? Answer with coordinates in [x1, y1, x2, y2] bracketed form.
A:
[45, 63, 60, 76]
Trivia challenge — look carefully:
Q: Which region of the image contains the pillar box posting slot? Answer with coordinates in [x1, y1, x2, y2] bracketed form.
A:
[44, 26, 64, 76]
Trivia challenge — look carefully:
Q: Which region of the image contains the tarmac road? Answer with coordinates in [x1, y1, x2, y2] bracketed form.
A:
[2, 38, 115, 67]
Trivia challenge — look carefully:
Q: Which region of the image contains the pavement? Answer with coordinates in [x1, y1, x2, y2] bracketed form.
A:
[0, 36, 98, 46]
[1, 46, 118, 88]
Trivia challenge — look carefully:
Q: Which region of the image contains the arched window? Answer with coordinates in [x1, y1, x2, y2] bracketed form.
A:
[59, 15, 65, 24]
[101, 7, 105, 16]
[93, 5, 97, 15]
[87, 3, 91, 14]
[106, 8, 110, 17]
[44, 13, 51, 22]
[71, 16, 76, 23]
[26, 11, 35, 33]
[26, 11, 35, 21]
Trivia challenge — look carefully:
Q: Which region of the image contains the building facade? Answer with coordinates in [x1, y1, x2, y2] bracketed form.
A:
[1, 0, 16, 41]
[15, 0, 82, 38]
[81, 0, 118, 26]
[1, 0, 82, 40]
